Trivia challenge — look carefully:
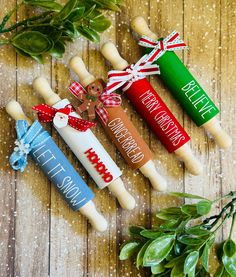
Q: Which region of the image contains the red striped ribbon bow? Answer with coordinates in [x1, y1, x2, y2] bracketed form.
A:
[139, 31, 188, 62]
[32, 103, 96, 131]
[106, 55, 160, 94]
[69, 82, 122, 125]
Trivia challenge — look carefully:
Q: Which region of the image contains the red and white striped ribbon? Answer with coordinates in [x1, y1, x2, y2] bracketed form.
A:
[139, 31, 187, 62]
[106, 55, 160, 94]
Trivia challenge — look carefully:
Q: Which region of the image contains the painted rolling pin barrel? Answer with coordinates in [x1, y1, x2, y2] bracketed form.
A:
[32, 77, 135, 210]
[6, 100, 107, 232]
[69, 56, 167, 191]
[131, 16, 232, 149]
[101, 42, 203, 175]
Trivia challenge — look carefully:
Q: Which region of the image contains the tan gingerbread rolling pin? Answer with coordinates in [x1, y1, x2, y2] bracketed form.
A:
[101, 42, 203, 175]
[32, 77, 136, 210]
[6, 100, 108, 232]
[69, 56, 167, 191]
[131, 16, 232, 149]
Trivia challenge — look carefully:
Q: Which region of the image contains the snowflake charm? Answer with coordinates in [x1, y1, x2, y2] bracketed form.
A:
[14, 139, 30, 154]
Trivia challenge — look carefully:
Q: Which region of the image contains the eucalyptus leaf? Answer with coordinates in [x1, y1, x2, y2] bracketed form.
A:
[129, 226, 145, 236]
[222, 253, 236, 276]
[12, 31, 53, 55]
[196, 200, 212, 215]
[170, 192, 207, 200]
[143, 235, 175, 266]
[184, 251, 199, 275]
[25, 0, 62, 11]
[119, 241, 141, 261]
[165, 254, 187, 269]
[223, 239, 236, 258]
[178, 235, 205, 246]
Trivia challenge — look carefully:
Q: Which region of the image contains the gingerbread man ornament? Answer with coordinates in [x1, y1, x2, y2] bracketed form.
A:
[77, 80, 104, 120]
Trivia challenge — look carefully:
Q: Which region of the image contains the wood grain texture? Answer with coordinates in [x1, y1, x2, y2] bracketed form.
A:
[0, 0, 235, 276]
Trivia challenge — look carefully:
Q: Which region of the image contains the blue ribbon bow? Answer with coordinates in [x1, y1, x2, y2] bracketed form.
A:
[9, 120, 50, 172]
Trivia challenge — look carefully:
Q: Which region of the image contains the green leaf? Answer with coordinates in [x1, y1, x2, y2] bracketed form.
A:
[222, 253, 236, 276]
[68, 6, 85, 21]
[89, 17, 111, 32]
[178, 235, 205, 246]
[165, 254, 187, 268]
[214, 265, 225, 277]
[202, 244, 210, 271]
[140, 230, 162, 239]
[129, 226, 145, 236]
[171, 260, 185, 277]
[119, 241, 141, 260]
[170, 192, 207, 200]
[25, 0, 62, 11]
[196, 200, 212, 215]
[184, 251, 199, 274]
[77, 26, 100, 42]
[12, 31, 53, 55]
[143, 235, 175, 266]
[186, 226, 211, 237]
[136, 240, 151, 269]
[157, 211, 181, 221]
[63, 20, 79, 38]
[223, 240, 236, 258]
[49, 41, 65, 58]
[181, 204, 198, 217]
[159, 219, 180, 231]
[52, 0, 77, 22]
[92, 0, 121, 11]
[151, 263, 165, 274]
[174, 242, 185, 256]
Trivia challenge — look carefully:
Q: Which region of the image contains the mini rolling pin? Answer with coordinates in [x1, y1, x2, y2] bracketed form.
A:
[101, 42, 203, 175]
[6, 100, 107, 232]
[131, 16, 232, 149]
[33, 77, 135, 210]
[69, 56, 167, 191]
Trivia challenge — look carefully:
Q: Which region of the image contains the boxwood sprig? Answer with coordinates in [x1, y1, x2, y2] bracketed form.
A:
[120, 191, 236, 277]
[0, 0, 122, 63]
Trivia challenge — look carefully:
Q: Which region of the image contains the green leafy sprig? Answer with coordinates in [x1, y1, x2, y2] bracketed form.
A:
[0, 0, 122, 63]
[120, 191, 236, 277]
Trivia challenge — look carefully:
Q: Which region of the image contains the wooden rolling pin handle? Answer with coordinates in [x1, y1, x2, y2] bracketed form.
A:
[203, 117, 232, 149]
[79, 201, 108, 232]
[109, 178, 136, 210]
[33, 77, 61, 105]
[140, 160, 167, 191]
[69, 56, 96, 87]
[175, 143, 203, 175]
[101, 42, 129, 71]
[6, 100, 31, 124]
[131, 16, 158, 40]
[6, 100, 108, 232]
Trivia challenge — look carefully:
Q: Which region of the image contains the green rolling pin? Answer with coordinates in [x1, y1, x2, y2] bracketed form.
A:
[131, 16, 232, 149]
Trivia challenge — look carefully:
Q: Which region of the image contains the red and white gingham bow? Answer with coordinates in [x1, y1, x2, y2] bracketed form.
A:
[106, 55, 160, 94]
[139, 31, 188, 62]
[69, 82, 122, 125]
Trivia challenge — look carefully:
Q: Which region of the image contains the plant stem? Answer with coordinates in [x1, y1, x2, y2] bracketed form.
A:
[0, 2, 24, 30]
[0, 11, 52, 33]
[229, 212, 236, 239]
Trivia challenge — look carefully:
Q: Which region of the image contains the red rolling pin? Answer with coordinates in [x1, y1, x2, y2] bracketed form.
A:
[101, 42, 202, 175]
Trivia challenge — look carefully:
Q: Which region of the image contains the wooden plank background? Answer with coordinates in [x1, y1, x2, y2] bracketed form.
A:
[0, 0, 235, 276]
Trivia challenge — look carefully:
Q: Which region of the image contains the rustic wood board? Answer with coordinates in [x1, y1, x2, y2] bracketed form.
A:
[0, 0, 235, 276]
